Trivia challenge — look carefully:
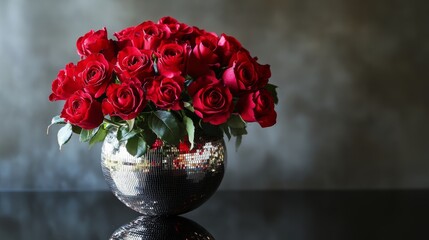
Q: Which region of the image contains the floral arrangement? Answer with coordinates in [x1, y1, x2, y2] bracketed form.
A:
[48, 16, 278, 156]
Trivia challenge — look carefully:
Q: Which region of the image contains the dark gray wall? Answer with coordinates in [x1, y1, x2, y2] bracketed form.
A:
[0, 0, 428, 190]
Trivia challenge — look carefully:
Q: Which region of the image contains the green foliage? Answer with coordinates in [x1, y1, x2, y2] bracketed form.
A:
[183, 115, 195, 149]
[230, 126, 247, 151]
[126, 119, 135, 130]
[184, 102, 194, 112]
[79, 128, 98, 143]
[141, 126, 157, 148]
[57, 123, 72, 150]
[199, 121, 223, 138]
[117, 126, 142, 142]
[225, 114, 248, 150]
[72, 125, 82, 134]
[126, 135, 147, 157]
[265, 83, 279, 104]
[148, 110, 182, 145]
[47, 115, 65, 134]
[78, 125, 110, 148]
[220, 124, 231, 140]
[227, 114, 246, 129]
[89, 126, 108, 147]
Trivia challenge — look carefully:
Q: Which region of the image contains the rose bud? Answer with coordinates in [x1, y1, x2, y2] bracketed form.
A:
[60, 90, 104, 130]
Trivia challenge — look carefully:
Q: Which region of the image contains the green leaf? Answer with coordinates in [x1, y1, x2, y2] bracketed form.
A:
[51, 115, 66, 125]
[47, 115, 66, 134]
[126, 119, 135, 130]
[72, 125, 82, 134]
[200, 121, 223, 138]
[235, 134, 242, 151]
[153, 59, 159, 74]
[126, 135, 147, 157]
[57, 123, 73, 150]
[114, 76, 121, 84]
[183, 115, 195, 149]
[184, 102, 194, 112]
[80, 128, 99, 142]
[221, 124, 231, 140]
[227, 114, 246, 129]
[185, 75, 193, 81]
[230, 127, 248, 137]
[89, 127, 108, 147]
[230, 126, 247, 151]
[265, 83, 279, 104]
[227, 115, 247, 149]
[117, 126, 142, 142]
[142, 128, 157, 147]
[148, 110, 181, 145]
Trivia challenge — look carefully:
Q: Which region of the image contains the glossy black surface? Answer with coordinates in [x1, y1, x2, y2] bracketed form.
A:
[0, 191, 428, 239]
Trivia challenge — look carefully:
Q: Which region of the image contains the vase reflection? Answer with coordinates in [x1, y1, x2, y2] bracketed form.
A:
[110, 216, 215, 240]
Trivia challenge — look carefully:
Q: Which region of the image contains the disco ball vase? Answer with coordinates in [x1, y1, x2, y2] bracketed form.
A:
[101, 131, 226, 216]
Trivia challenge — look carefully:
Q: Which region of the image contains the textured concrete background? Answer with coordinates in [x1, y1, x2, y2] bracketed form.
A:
[0, 0, 428, 190]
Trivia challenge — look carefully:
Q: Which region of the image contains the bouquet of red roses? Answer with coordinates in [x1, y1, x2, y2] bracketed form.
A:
[48, 16, 277, 156]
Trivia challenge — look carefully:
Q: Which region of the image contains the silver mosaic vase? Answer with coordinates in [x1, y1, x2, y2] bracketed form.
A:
[101, 131, 226, 216]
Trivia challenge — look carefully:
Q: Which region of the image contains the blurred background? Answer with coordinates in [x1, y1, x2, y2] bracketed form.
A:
[0, 0, 428, 191]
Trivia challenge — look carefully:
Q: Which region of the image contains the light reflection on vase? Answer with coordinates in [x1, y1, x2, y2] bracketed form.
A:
[101, 131, 226, 216]
[110, 216, 215, 240]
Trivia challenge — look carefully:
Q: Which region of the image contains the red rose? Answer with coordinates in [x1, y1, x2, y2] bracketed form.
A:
[222, 51, 268, 94]
[76, 53, 113, 98]
[158, 16, 180, 35]
[102, 81, 147, 120]
[49, 63, 82, 101]
[60, 90, 104, 129]
[255, 61, 271, 86]
[114, 21, 169, 50]
[147, 75, 184, 111]
[217, 33, 242, 65]
[139, 21, 171, 50]
[156, 42, 190, 77]
[114, 26, 136, 49]
[188, 32, 220, 77]
[158, 16, 193, 40]
[115, 47, 153, 81]
[188, 73, 233, 125]
[76, 27, 116, 61]
[237, 89, 277, 128]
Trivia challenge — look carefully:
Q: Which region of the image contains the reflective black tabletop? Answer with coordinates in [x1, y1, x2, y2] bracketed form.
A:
[0, 190, 428, 239]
